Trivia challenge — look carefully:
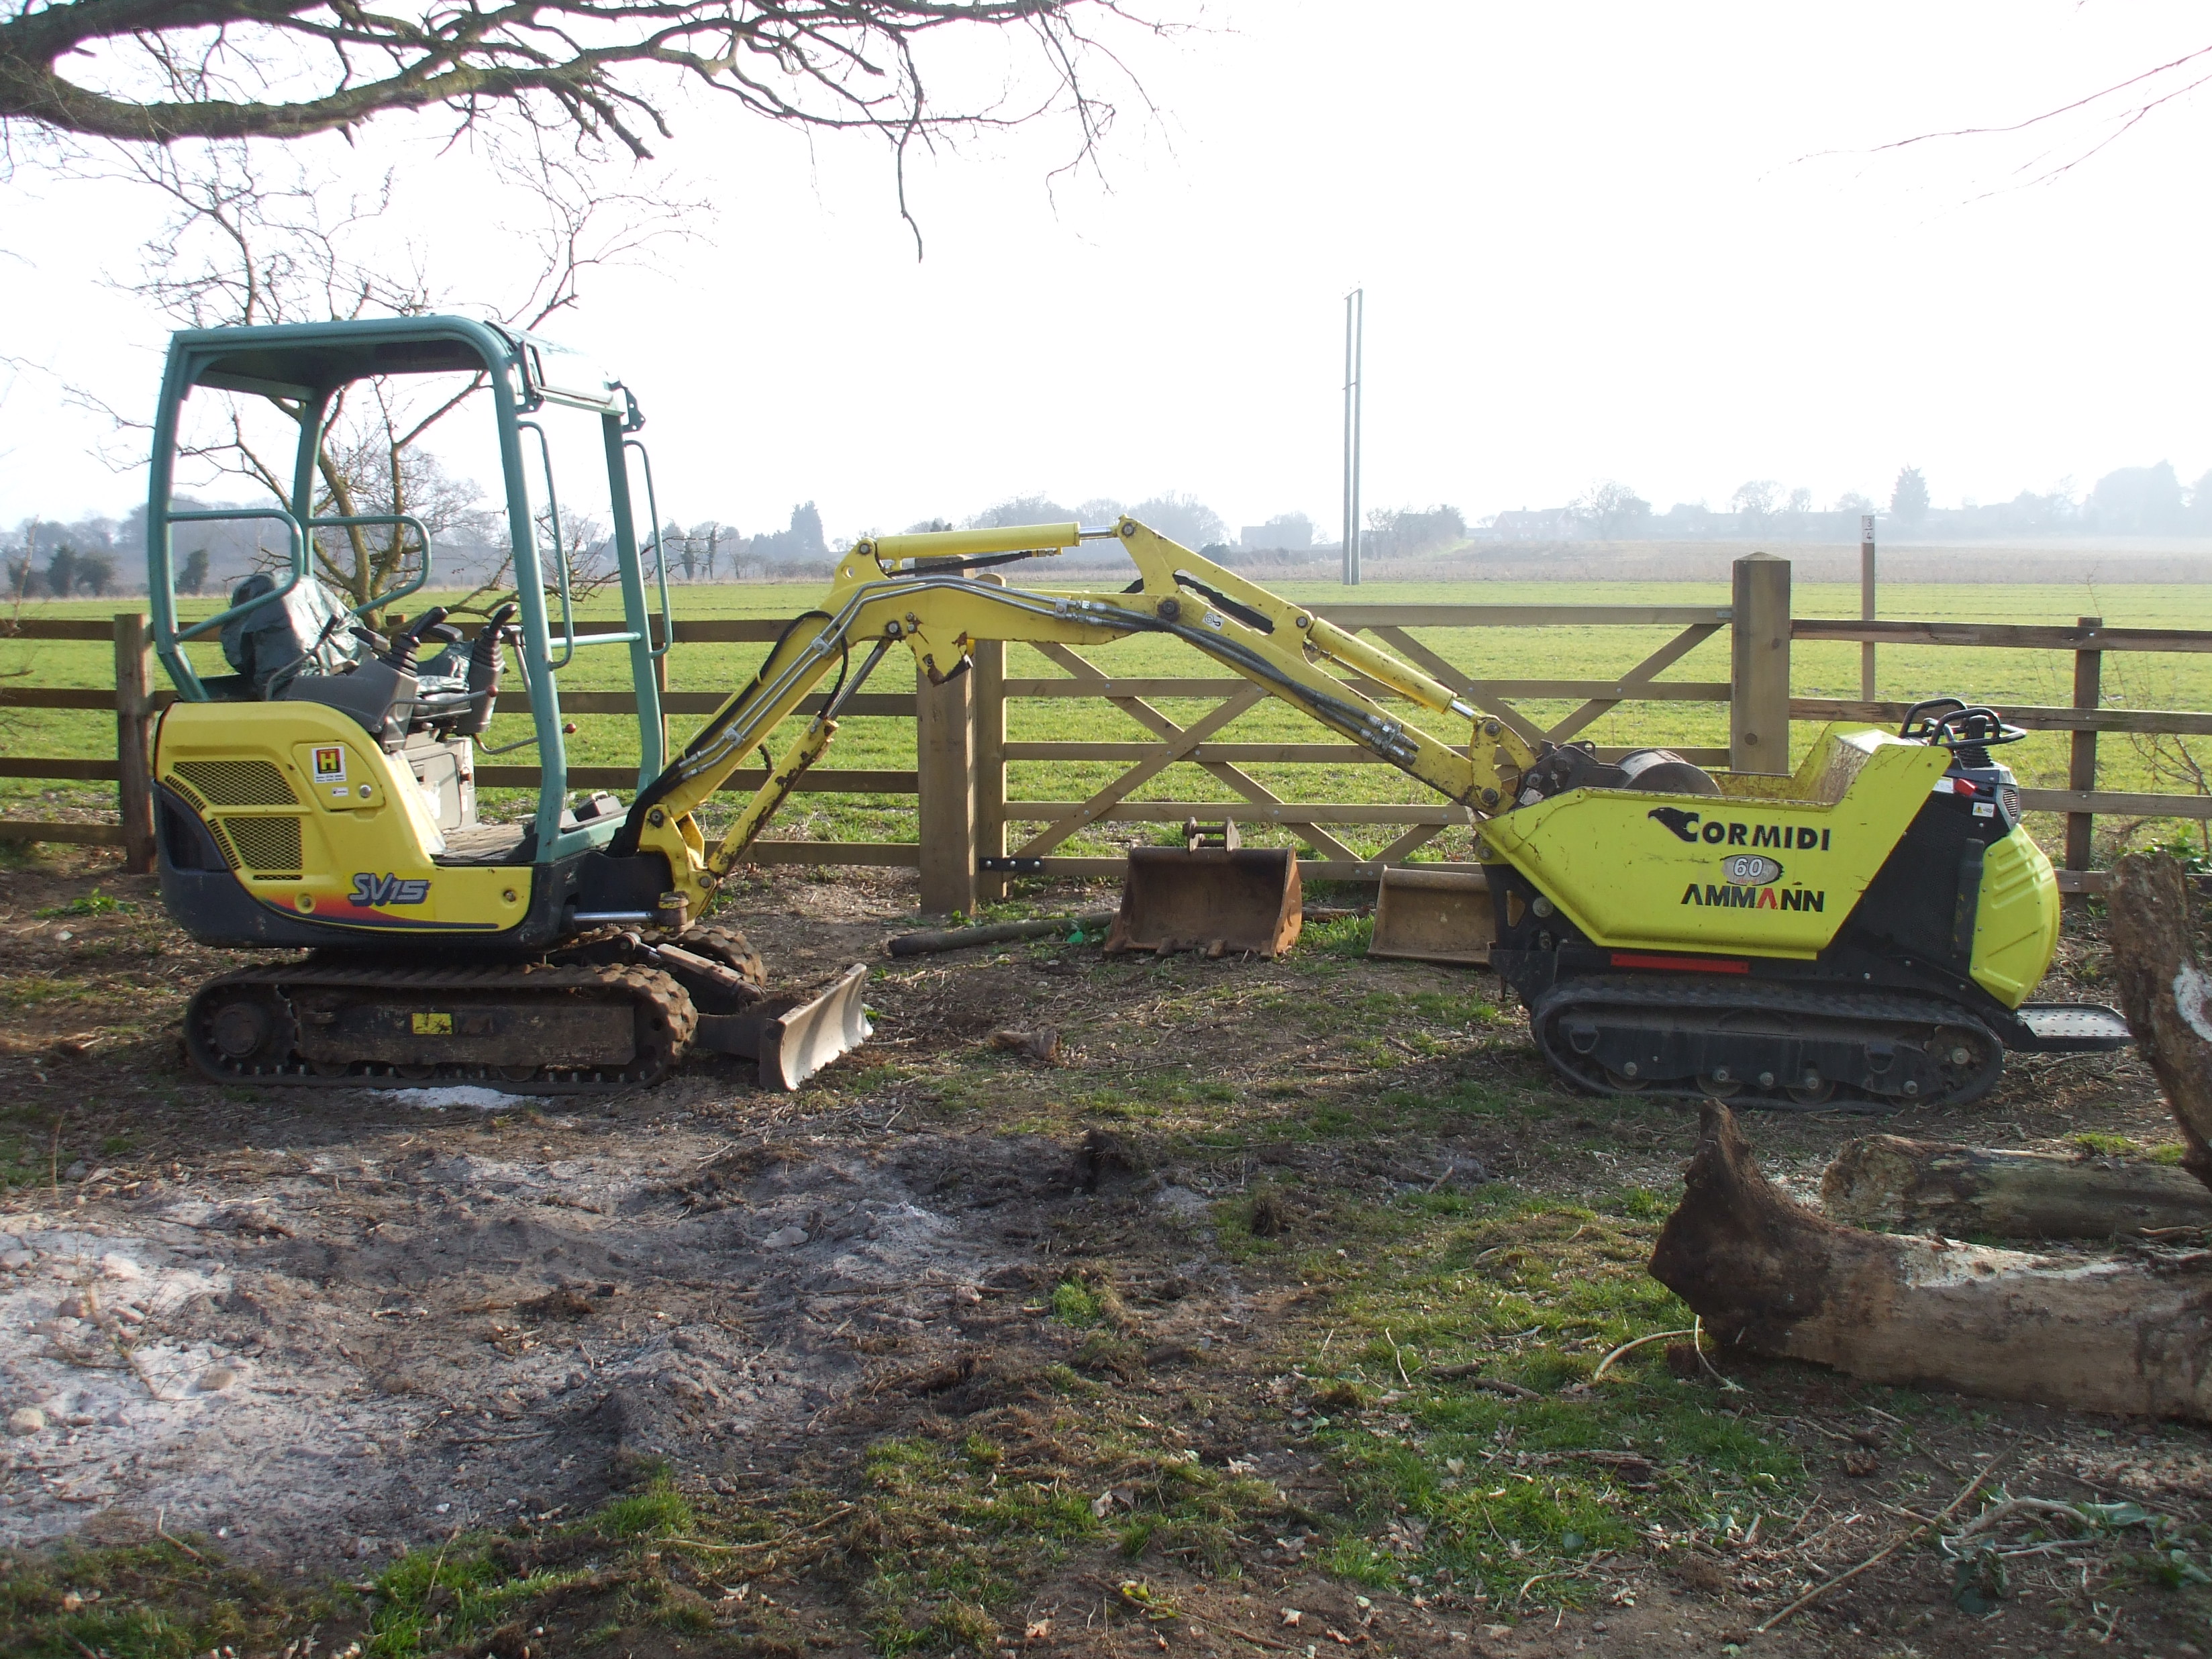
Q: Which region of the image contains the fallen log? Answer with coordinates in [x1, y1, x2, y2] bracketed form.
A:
[1821, 1135, 2212, 1239]
[888, 911, 1117, 956]
[1650, 1103, 2212, 1421]
[2107, 852, 2212, 1193]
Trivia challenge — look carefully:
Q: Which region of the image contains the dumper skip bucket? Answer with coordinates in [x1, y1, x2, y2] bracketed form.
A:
[1368, 866, 1494, 965]
[1105, 846, 1303, 959]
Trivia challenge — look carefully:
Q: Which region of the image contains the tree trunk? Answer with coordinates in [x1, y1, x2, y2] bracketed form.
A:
[1650, 1103, 2212, 1421]
[2107, 851, 2212, 1194]
[1821, 1135, 2212, 1239]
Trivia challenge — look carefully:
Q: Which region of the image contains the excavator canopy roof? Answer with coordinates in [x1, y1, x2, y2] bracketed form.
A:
[164, 314, 623, 415]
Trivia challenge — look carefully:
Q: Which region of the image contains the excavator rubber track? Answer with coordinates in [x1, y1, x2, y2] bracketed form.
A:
[1530, 974, 2006, 1111]
[184, 960, 697, 1095]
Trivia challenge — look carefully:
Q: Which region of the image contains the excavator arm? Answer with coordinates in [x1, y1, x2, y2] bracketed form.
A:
[613, 519, 1541, 913]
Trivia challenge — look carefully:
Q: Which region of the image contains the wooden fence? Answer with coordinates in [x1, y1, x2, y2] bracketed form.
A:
[3, 554, 2207, 913]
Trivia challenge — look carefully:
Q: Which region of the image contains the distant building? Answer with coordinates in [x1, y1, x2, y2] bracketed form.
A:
[1489, 508, 1580, 540]
[1241, 516, 1313, 550]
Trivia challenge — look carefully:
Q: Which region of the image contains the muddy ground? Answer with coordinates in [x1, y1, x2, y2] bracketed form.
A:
[3, 847, 2209, 1658]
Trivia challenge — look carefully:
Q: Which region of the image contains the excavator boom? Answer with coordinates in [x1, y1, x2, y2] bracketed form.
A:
[619, 519, 1539, 911]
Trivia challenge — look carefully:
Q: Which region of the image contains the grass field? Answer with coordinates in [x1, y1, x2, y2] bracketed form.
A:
[5, 577, 2208, 863]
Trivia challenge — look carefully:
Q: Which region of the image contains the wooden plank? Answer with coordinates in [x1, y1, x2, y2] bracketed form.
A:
[742, 840, 921, 868]
[1542, 623, 1728, 744]
[1731, 554, 1791, 775]
[1013, 687, 1265, 858]
[1028, 641, 1362, 862]
[114, 613, 156, 874]
[2067, 617, 2104, 881]
[1005, 678, 1254, 698]
[974, 609, 1008, 903]
[916, 661, 976, 915]
[1001, 741, 1731, 765]
[2018, 789, 2212, 819]
[1453, 680, 1731, 701]
[0, 820, 129, 846]
[1374, 823, 1446, 862]
[0, 687, 180, 712]
[1790, 699, 2212, 736]
[668, 619, 803, 644]
[1317, 605, 1732, 627]
[0, 619, 119, 640]
[0, 687, 123, 710]
[476, 765, 915, 793]
[1020, 854, 1490, 880]
[2059, 869, 2212, 896]
[0, 757, 123, 781]
[1002, 801, 1467, 825]
[1793, 619, 2212, 654]
[504, 691, 914, 717]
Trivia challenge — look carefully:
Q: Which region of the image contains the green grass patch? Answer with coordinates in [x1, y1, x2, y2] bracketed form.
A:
[1291, 1193, 1805, 1609]
[0, 1537, 339, 1659]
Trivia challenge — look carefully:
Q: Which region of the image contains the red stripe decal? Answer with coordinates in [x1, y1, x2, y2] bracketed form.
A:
[1608, 951, 1750, 975]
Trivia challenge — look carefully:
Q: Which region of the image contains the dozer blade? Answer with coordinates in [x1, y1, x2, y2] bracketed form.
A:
[694, 962, 872, 1090]
[1105, 846, 1302, 959]
[1368, 866, 1495, 966]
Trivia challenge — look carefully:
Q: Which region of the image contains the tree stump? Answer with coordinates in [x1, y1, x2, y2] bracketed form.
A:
[2107, 852, 2212, 1193]
[1650, 1103, 2212, 1421]
[1822, 1136, 2212, 1239]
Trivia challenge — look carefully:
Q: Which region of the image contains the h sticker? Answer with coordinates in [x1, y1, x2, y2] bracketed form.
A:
[312, 746, 347, 785]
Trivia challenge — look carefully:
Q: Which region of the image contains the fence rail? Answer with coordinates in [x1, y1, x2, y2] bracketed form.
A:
[3, 556, 2207, 908]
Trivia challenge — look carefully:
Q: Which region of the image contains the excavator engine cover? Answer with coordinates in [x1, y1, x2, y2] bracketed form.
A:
[1368, 866, 1495, 965]
[1106, 842, 1302, 959]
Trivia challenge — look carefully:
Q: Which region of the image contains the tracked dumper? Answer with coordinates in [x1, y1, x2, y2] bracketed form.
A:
[1481, 703, 2129, 1109]
[142, 314, 2123, 1107]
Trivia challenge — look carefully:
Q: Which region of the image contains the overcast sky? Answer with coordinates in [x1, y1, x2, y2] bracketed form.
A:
[4, 1, 2211, 543]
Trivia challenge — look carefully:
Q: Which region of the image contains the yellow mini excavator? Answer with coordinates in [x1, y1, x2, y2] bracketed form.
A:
[146, 315, 2128, 1105]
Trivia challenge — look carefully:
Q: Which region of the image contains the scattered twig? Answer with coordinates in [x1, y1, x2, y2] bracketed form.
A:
[1753, 1458, 2005, 1633]
[1691, 1317, 1744, 1393]
[1382, 1328, 1412, 1388]
[154, 1506, 211, 1564]
[1468, 1377, 1540, 1401]
[1591, 1327, 1695, 1381]
[664, 1505, 856, 1554]
[1517, 1569, 1576, 1604]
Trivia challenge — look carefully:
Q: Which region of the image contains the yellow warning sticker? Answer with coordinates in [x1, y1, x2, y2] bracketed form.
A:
[410, 1011, 454, 1036]
[312, 745, 347, 783]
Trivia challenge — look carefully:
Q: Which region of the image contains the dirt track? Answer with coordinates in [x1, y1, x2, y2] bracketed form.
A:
[5, 848, 2212, 1657]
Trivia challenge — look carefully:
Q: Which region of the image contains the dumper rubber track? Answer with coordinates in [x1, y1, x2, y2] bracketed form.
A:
[1530, 974, 2005, 1111]
[184, 960, 695, 1094]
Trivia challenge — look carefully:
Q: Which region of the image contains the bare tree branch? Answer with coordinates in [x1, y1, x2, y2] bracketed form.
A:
[1819, 40, 2212, 194]
[0, 1, 1150, 176]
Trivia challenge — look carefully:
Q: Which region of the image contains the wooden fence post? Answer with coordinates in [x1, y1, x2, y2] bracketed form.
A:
[1859, 513, 1878, 701]
[916, 660, 976, 917]
[2066, 615, 2104, 886]
[113, 612, 156, 874]
[972, 574, 1009, 903]
[1729, 552, 1792, 774]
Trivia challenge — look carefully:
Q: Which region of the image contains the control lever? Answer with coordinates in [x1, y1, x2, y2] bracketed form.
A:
[454, 603, 516, 737]
[383, 605, 456, 673]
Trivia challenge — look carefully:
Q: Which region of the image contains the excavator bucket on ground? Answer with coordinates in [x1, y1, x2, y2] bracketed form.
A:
[1368, 866, 1495, 965]
[1104, 821, 1303, 959]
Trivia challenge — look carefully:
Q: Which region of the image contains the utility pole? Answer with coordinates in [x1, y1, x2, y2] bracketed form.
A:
[1342, 287, 1364, 587]
[1860, 513, 1877, 701]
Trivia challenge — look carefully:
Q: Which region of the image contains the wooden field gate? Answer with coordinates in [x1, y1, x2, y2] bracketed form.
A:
[3, 554, 2207, 911]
